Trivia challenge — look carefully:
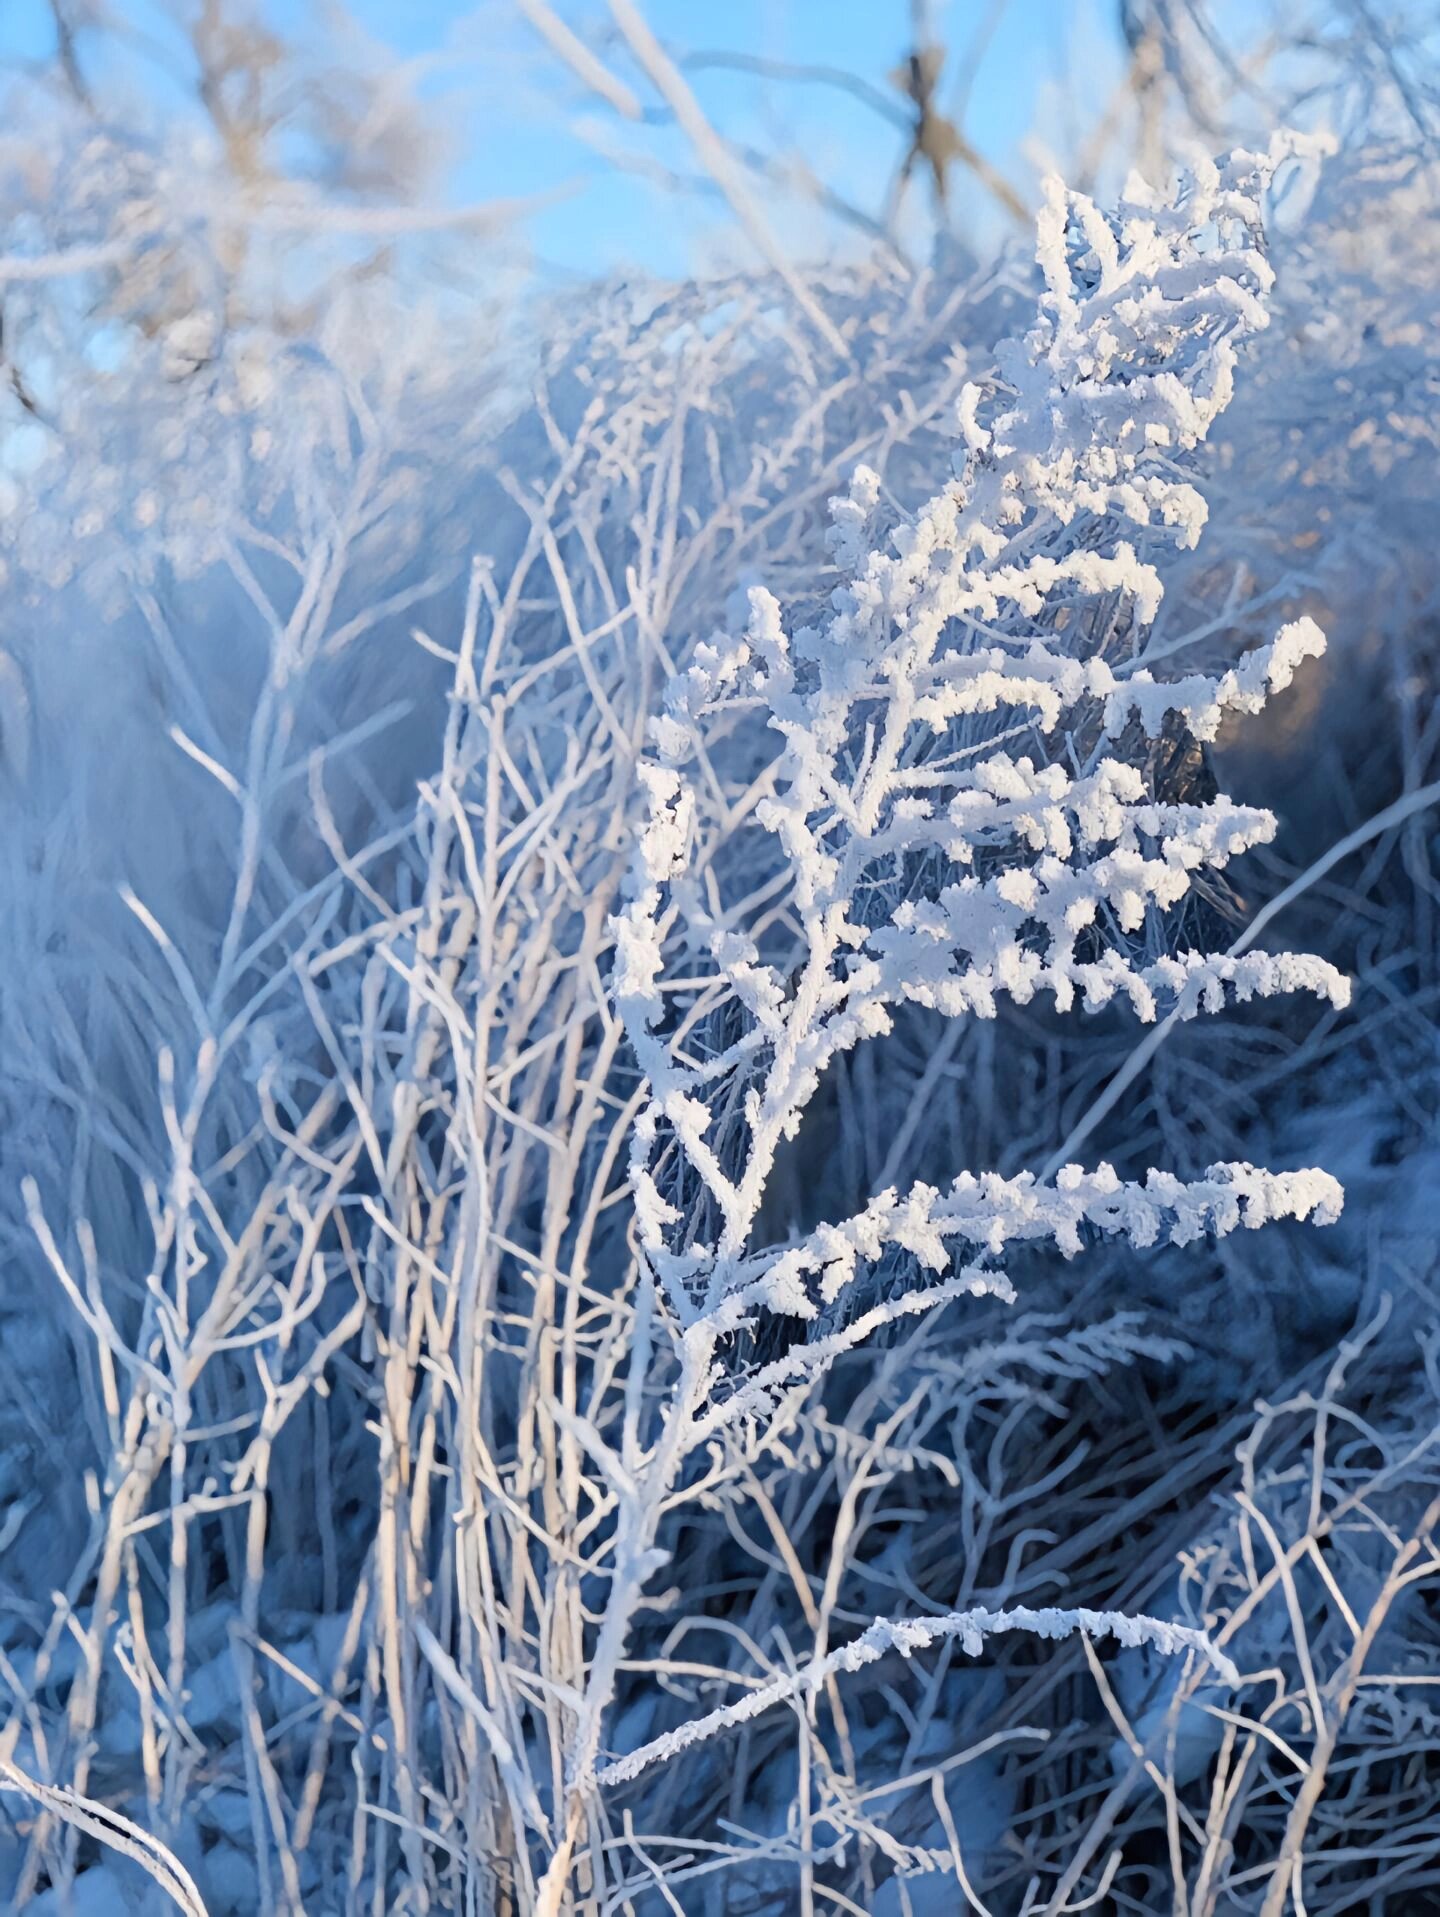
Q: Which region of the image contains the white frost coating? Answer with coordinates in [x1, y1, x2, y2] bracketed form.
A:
[583, 159, 1349, 1853]
[596, 1603, 1240, 1787]
[615, 145, 1345, 1338]
[826, 462, 883, 575]
[1106, 616, 1328, 741]
[708, 1159, 1343, 1328]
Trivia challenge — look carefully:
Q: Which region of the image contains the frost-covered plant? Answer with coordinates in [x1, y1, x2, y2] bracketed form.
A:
[1045, 1300, 1440, 1917]
[616, 143, 1344, 1357]
[506, 140, 1356, 1902]
[10, 55, 1440, 1905]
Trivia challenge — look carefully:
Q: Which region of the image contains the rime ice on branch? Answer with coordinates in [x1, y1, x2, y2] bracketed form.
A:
[615, 141, 1346, 1345]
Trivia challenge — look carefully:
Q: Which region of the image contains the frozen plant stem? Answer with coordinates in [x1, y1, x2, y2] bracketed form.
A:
[534, 1324, 712, 1914]
[530, 136, 1350, 1908]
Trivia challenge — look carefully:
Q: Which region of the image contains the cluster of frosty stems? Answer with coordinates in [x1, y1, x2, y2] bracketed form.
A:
[521, 141, 1353, 1905]
[4, 124, 1378, 1917]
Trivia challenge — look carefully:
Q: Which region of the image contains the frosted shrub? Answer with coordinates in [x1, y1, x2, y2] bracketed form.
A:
[12, 114, 1424, 1917]
[532, 141, 1353, 1895]
[619, 147, 1342, 1353]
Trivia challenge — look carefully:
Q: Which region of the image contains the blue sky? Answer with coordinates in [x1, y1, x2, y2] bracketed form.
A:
[4, 1, 1134, 279]
[354, 0, 1134, 277]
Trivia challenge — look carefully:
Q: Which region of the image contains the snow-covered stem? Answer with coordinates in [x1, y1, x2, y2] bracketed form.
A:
[597, 1602, 1240, 1789]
